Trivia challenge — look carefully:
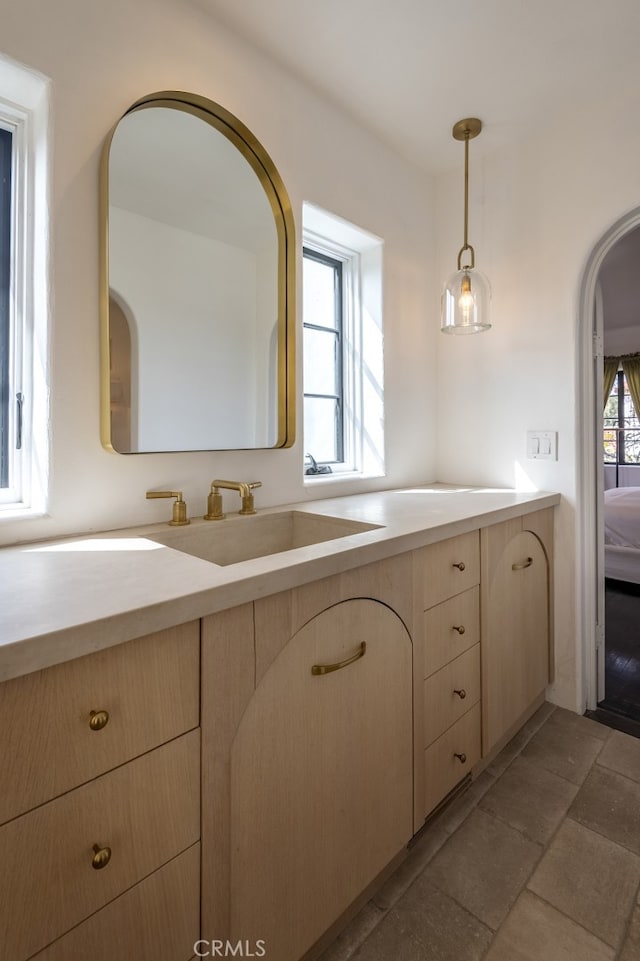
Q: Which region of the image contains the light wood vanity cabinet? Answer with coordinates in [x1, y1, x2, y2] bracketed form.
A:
[414, 510, 553, 825]
[2, 504, 554, 961]
[414, 531, 483, 825]
[232, 599, 413, 961]
[0, 623, 201, 961]
[29, 846, 200, 961]
[200, 514, 552, 957]
[201, 554, 415, 961]
[0, 621, 199, 824]
[481, 509, 553, 755]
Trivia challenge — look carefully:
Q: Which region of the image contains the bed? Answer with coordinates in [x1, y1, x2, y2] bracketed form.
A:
[604, 486, 640, 584]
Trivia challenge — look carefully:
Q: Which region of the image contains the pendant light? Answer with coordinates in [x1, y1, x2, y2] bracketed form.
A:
[441, 118, 491, 334]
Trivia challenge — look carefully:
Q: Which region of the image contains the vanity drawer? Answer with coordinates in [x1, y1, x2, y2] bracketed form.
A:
[30, 844, 200, 961]
[423, 703, 481, 817]
[0, 621, 199, 824]
[423, 586, 479, 678]
[0, 729, 200, 961]
[421, 531, 480, 609]
[423, 644, 480, 747]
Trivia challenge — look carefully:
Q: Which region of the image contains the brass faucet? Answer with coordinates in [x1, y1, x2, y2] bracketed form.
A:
[205, 479, 262, 519]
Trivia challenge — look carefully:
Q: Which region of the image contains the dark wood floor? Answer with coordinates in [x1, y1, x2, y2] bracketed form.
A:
[597, 578, 640, 731]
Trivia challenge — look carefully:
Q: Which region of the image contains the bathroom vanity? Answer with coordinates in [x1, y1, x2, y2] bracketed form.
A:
[0, 486, 558, 961]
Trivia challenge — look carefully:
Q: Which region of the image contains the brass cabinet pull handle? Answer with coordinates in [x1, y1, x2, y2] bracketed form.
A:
[452, 561, 466, 571]
[312, 642, 367, 676]
[454, 752, 467, 764]
[92, 844, 112, 870]
[452, 624, 466, 635]
[89, 710, 109, 731]
[454, 688, 467, 700]
[512, 557, 533, 571]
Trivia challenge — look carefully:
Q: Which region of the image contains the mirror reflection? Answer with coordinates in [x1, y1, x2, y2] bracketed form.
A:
[101, 93, 295, 453]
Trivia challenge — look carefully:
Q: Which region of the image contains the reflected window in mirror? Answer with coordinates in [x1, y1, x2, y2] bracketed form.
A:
[302, 203, 385, 481]
[100, 92, 295, 454]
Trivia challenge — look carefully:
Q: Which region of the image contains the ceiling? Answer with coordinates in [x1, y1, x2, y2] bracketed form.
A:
[192, 0, 640, 174]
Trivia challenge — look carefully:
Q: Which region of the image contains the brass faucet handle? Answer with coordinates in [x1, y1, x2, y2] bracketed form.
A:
[239, 480, 262, 516]
[146, 490, 191, 526]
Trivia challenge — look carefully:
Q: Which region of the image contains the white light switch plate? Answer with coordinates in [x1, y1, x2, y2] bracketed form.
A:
[527, 430, 557, 460]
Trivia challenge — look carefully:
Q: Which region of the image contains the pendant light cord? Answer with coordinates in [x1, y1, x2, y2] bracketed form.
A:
[457, 127, 475, 270]
[463, 133, 469, 250]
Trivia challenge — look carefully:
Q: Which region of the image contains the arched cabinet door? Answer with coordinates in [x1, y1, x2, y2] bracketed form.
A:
[482, 528, 550, 755]
[229, 599, 413, 961]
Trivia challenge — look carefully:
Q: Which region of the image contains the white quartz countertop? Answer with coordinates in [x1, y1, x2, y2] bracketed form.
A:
[0, 485, 560, 682]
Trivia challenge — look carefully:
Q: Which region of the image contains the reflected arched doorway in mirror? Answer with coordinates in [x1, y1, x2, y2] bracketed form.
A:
[108, 290, 136, 453]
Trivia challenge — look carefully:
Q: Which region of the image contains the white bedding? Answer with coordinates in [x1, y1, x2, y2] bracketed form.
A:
[604, 486, 640, 549]
[605, 544, 640, 584]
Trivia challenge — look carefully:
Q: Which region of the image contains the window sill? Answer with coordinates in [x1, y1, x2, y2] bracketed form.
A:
[0, 503, 47, 521]
[303, 469, 385, 487]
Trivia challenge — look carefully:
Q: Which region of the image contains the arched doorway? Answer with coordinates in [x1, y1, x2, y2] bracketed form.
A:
[578, 207, 640, 722]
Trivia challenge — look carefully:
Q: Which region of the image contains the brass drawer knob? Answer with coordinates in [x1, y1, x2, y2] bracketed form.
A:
[453, 688, 467, 700]
[454, 752, 467, 764]
[89, 710, 109, 731]
[452, 561, 466, 571]
[92, 844, 112, 870]
[452, 624, 466, 635]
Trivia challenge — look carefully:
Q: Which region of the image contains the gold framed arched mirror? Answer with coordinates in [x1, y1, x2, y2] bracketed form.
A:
[100, 91, 295, 453]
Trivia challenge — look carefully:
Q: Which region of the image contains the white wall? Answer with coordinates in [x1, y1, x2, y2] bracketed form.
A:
[434, 95, 640, 712]
[110, 206, 261, 450]
[0, 0, 435, 546]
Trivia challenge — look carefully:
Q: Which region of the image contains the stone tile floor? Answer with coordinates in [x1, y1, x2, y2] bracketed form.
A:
[319, 704, 640, 961]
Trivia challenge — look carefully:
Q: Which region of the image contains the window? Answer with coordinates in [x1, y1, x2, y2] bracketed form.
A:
[0, 125, 12, 489]
[302, 203, 384, 480]
[0, 57, 50, 516]
[603, 370, 640, 464]
[303, 248, 344, 465]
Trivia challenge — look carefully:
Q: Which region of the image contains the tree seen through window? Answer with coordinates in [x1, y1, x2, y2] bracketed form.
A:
[604, 370, 640, 464]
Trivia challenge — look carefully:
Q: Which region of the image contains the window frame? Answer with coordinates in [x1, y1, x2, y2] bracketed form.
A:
[302, 204, 384, 484]
[302, 231, 362, 476]
[0, 124, 12, 489]
[302, 246, 346, 466]
[603, 369, 640, 465]
[0, 57, 50, 518]
[0, 104, 28, 507]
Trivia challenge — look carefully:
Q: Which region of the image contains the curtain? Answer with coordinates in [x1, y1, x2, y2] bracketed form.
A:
[622, 354, 640, 419]
[603, 357, 619, 410]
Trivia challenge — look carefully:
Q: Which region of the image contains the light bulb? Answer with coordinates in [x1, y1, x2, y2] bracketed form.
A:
[458, 273, 474, 323]
[458, 272, 474, 316]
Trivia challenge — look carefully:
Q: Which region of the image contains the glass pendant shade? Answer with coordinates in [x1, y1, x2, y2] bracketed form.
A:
[441, 266, 491, 334]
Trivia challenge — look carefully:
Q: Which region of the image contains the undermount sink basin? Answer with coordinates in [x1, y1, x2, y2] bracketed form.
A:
[146, 510, 382, 567]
